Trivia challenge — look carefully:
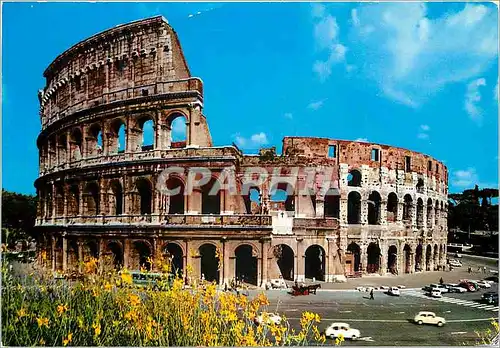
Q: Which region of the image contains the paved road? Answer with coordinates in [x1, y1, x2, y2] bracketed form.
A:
[254, 283, 498, 346]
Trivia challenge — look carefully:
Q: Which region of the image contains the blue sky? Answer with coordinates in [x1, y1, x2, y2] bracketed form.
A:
[2, 2, 499, 195]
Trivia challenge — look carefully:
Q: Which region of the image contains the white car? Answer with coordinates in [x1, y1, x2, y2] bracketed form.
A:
[430, 289, 442, 298]
[388, 286, 400, 296]
[449, 260, 462, 267]
[476, 280, 492, 288]
[255, 312, 282, 326]
[445, 284, 467, 293]
[325, 322, 361, 340]
[413, 311, 446, 327]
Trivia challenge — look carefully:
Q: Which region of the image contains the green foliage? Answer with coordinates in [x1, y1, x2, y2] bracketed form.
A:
[1, 189, 37, 247]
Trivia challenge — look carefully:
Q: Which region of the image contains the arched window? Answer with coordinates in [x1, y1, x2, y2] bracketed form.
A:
[347, 170, 362, 187]
[416, 178, 424, 193]
[108, 119, 126, 154]
[88, 124, 103, 157]
[416, 198, 424, 228]
[166, 177, 185, 214]
[367, 191, 381, 225]
[136, 178, 152, 214]
[70, 128, 83, 161]
[347, 191, 361, 224]
[270, 183, 294, 212]
[166, 113, 187, 149]
[324, 188, 340, 218]
[387, 193, 398, 222]
[403, 194, 413, 221]
[84, 182, 100, 215]
[57, 135, 67, 165]
[140, 119, 154, 151]
[243, 185, 260, 214]
[109, 180, 123, 215]
[202, 178, 221, 214]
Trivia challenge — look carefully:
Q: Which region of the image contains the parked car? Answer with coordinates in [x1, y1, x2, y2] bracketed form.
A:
[476, 280, 492, 288]
[458, 281, 477, 292]
[443, 284, 467, 293]
[324, 322, 361, 340]
[454, 253, 462, 258]
[449, 260, 462, 267]
[423, 284, 447, 293]
[429, 289, 442, 298]
[388, 286, 400, 296]
[413, 311, 446, 327]
[255, 312, 282, 326]
[481, 292, 499, 305]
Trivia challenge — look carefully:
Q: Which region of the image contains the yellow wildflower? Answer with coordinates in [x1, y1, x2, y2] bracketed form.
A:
[128, 293, 141, 306]
[62, 332, 73, 346]
[57, 304, 69, 315]
[36, 317, 50, 328]
[120, 271, 132, 285]
[39, 338, 45, 345]
[92, 322, 101, 337]
[16, 308, 27, 318]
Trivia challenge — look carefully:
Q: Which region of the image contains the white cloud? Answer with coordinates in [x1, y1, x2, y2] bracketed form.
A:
[494, 79, 499, 101]
[465, 77, 486, 123]
[417, 124, 430, 140]
[451, 167, 478, 188]
[234, 132, 269, 149]
[351, 9, 360, 26]
[312, 5, 348, 80]
[420, 124, 430, 131]
[350, 3, 498, 106]
[417, 133, 429, 139]
[355, 138, 368, 142]
[308, 99, 326, 110]
[284, 113, 293, 119]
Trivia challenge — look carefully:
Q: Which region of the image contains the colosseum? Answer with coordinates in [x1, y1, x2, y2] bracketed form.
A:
[35, 16, 449, 287]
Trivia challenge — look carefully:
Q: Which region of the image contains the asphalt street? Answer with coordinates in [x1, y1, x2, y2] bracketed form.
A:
[255, 283, 498, 346]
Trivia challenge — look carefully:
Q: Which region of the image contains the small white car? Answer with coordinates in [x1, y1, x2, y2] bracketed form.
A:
[449, 260, 462, 267]
[255, 312, 282, 326]
[430, 289, 442, 298]
[325, 322, 361, 340]
[414, 311, 446, 327]
[388, 286, 400, 296]
[476, 280, 492, 288]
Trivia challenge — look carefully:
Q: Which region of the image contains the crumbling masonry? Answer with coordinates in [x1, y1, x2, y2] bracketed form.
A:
[35, 16, 449, 287]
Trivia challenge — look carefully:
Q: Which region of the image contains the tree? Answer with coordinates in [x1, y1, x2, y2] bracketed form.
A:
[1, 190, 37, 248]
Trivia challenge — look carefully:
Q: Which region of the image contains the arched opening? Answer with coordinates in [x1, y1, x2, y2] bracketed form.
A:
[163, 243, 184, 276]
[433, 244, 438, 271]
[84, 240, 99, 261]
[403, 194, 413, 222]
[403, 244, 411, 274]
[324, 188, 340, 218]
[235, 244, 258, 285]
[166, 113, 187, 149]
[416, 198, 424, 228]
[106, 241, 124, 269]
[200, 244, 219, 283]
[57, 134, 67, 164]
[305, 245, 325, 281]
[136, 178, 152, 215]
[387, 193, 398, 222]
[272, 244, 294, 280]
[347, 169, 362, 187]
[346, 242, 361, 274]
[427, 198, 433, 227]
[139, 118, 155, 151]
[67, 184, 79, 216]
[366, 242, 380, 273]
[387, 245, 397, 274]
[109, 119, 126, 154]
[166, 177, 185, 214]
[202, 178, 221, 214]
[434, 201, 440, 226]
[415, 244, 423, 272]
[83, 182, 99, 215]
[425, 245, 432, 271]
[48, 136, 56, 168]
[416, 178, 424, 193]
[347, 191, 361, 224]
[88, 124, 103, 157]
[55, 184, 65, 217]
[270, 182, 294, 212]
[109, 180, 123, 215]
[133, 241, 152, 271]
[367, 191, 381, 225]
[243, 186, 261, 214]
[439, 244, 444, 268]
[69, 128, 83, 161]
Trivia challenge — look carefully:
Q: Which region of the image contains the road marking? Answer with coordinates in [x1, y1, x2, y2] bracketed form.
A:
[451, 332, 467, 335]
[339, 310, 352, 313]
[396, 312, 405, 314]
[357, 337, 375, 342]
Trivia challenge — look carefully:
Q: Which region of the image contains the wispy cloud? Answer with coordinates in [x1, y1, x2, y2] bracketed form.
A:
[311, 4, 347, 81]
[465, 77, 486, 124]
[349, 3, 498, 107]
[417, 133, 429, 140]
[494, 79, 499, 101]
[188, 5, 222, 19]
[420, 124, 430, 132]
[307, 99, 326, 110]
[451, 167, 479, 188]
[355, 138, 368, 142]
[233, 132, 269, 149]
[417, 124, 430, 140]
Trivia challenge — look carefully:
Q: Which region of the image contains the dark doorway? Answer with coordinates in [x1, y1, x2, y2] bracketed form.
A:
[235, 244, 258, 285]
[305, 245, 325, 281]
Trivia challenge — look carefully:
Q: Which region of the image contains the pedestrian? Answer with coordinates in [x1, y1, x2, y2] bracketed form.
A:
[370, 289, 374, 300]
[468, 267, 471, 274]
[483, 266, 487, 274]
[439, 277, 444, 285]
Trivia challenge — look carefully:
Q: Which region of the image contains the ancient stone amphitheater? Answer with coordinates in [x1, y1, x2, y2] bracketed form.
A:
[35, 16, 448, 287]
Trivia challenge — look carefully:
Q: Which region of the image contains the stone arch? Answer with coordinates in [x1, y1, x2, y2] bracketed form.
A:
[347, 191, 361, 224]
[166, 176, 185, 214]
[270, 182, 295, 212]
[132, 240, 152, 271]
[403, 194, 413, 222]
[416, 198, 424, 228]
[163, 242, 184, 276]
[434, 201, 440, 225]
[439, 244, 445, 268]
[235, 244, 258, 285]
[271, 244, 294, 281]
[347, 169, 362, 187]
[106, 240, 124, 269]
[83, 182, 99, 215]
[346, 242, 361, 274]
[415, 244, 423, 272]
[416, 178, 424, 193]
[67, 184, 79, 216]
[324, 188, 340, 218]
[138, 115, 155, 151]
[433, 244, 439, 271]
[108, 180, 123, 215]
[387, 245, 398, 274]
[243, 185, 261, 214]
[57, 134, 67, 164]
[199, 243, 219, 283]
[87, 123, 103, 157]
[108, 118, 126, 154]
[69, 128, 83, 161]
[165, 112, 188, 148]
[425, 244, 432, 271]
[387, 192, 398, 222]
[305, 245, 326, 281]
[427, 198, 433, 227]
[202, 177, 221, 214]
[403, 244, 412, 274]
[83, 240, 99, 261]
[55, 183, 65, 217]
[368, 191, 381, 225]
[366, 242, 381, 273]
[135, 177, 153, 214]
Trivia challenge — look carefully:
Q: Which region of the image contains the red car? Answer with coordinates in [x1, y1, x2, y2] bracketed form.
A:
[458, 281, 477, 292]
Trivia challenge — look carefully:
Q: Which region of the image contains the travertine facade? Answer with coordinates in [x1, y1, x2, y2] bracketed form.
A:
[35, 16, 448, 287]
